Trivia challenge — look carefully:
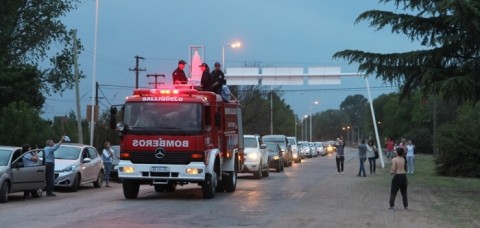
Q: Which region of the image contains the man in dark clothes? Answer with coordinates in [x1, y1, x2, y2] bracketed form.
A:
[172, 60, 188, 84]
[210, 62, 226, 94]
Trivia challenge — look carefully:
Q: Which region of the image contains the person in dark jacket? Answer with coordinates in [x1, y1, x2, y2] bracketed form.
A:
[199, 63, 212, 91]
[172, 60, 188, 84]
[358, 139, 368, 177]
[210, 62, 226, 94]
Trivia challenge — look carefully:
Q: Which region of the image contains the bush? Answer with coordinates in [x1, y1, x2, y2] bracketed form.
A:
[435, 103, 480, 177]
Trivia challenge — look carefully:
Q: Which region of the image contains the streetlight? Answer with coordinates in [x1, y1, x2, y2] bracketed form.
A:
[342, 126, 350, 146]
[222, 41, 241, 72]
[302, 115, 308, 141]
[309, 101, 319, 142]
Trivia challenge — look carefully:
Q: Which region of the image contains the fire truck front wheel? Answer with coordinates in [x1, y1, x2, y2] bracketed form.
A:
[123, 180, 140, 199]
[202, 172, 217, 199]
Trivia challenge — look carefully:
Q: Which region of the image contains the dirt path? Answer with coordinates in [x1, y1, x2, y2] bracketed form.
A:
[268, 148, 442, 228]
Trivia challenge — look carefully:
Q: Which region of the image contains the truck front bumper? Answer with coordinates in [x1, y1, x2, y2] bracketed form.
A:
[118, 161, 206, 182]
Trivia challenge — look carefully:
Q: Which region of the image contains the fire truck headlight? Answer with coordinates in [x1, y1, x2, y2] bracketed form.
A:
[120, 166, 135, 173]
[186, 168, 203, 175]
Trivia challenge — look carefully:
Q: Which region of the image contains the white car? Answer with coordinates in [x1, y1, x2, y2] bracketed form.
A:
[287, 136, 301, 163]
[314, 142, 325, 156]
[298, 141, 311, 158]
[240, 135, 269, 179]
[54, 144, 104, 191]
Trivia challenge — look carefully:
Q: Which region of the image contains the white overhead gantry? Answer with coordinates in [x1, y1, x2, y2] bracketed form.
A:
[225, 67, 385, 168]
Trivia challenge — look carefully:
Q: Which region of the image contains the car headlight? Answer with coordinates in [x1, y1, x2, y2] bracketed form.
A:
[247, 152, 259, 161]
[273, 155, 279, 160]
[61, 164, 78, 172]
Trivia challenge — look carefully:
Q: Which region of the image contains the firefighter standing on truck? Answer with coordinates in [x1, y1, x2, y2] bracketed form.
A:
[172, 60, 188, 84]
[210, 62, 226, 94]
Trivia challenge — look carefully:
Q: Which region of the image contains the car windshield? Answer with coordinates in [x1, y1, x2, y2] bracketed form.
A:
[54, 147, 80, 160]
[287, 138, 296, 145]
[0, 150, 12, 166]
[244, 138, 258, 148]
[265, 143, 279, 154]
[123, 102, 202, 133]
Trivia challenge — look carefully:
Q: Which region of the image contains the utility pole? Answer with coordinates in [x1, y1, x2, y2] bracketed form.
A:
[129, 55, 146, 89]
[147, 74, 165, 88]
[73, 30, 83, 144]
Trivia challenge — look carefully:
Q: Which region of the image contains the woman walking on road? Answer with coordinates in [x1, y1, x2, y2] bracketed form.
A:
[357, 139, 367, 177]
[335, 138, 345, 175]
[389, 147, 408, 210]
[366, 140, 377, 175]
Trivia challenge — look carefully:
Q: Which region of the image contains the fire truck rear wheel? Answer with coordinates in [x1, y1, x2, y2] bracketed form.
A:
[123, 180, 140, 199]
[224, 171, 237, 192]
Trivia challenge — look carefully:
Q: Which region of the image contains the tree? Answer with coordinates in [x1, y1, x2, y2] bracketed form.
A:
[436, 102, 480, 177]
[0, 65, 44, 109]
[0, 101, 56, 146]
[340, 94, 368, 128]
[333, 0, 480, 102]
[0, 0, 83, 105]
[315, 109, 349, 141]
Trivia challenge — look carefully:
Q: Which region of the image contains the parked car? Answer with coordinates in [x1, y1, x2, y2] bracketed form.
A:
[298, 141, 311, 158]
[326, 141, 337, 154]
[262, 135, 292, 167]
[54, 144, 104, 191]
[313, 142, 326, 156]
[240, 135, 269, 178]
[0, 147, 45, 203]
[287, 136, 301, 163]
[110, 145, 121, 180]
[309, 142, 318, 157]
[265, 142, 284, 172]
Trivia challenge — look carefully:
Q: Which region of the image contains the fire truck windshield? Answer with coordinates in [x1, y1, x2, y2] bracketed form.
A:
[123, 102, 202, 134]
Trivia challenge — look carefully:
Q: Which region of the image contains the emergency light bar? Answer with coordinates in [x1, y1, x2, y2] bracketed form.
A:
[132, 88, 198, 97]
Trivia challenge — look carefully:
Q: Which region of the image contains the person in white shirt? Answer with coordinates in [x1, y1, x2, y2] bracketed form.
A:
[406, 140, 415, 174]
[102, 141, 114, 187]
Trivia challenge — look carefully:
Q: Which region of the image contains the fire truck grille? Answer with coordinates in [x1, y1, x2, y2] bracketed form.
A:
[129, 151, 204, 164]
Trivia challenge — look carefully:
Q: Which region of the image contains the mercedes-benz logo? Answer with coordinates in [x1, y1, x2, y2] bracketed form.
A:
[154, 147, 166, 159]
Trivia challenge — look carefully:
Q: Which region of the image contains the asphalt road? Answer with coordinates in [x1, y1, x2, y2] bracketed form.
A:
[0, 151, 354, 228]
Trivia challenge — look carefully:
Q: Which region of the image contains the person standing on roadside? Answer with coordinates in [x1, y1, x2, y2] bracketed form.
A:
[366, 139, 377, 175]
[44, 135, 65, 196]
[102, 141, 114, 187]
[22, 144, 38, 199]
[172, 60, 188, 84]
[385, 137, 395, 162]
[357, 139, 367, 177]
[335, 138, 345, 175]
[406, 140, 415, 174]
[389, 147, 408, 210]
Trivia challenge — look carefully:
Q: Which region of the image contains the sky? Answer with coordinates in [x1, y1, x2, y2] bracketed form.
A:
[42, 0, 421, 120]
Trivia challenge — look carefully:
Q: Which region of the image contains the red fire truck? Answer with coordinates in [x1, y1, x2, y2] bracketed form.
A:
[110, 85, 244, 199]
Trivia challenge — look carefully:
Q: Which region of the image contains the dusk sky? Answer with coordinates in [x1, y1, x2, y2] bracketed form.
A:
[43, 0, 421, 120]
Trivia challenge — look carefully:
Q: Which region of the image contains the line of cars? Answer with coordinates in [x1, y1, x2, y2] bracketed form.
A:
[239, 134, 305, 178]
[0, 143, 106, 203]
